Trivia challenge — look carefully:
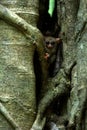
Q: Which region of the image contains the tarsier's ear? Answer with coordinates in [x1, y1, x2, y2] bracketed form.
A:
[55, 38, 61, 44]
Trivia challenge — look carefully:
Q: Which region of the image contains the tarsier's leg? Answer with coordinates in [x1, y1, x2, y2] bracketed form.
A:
[0, 102, 21, 130]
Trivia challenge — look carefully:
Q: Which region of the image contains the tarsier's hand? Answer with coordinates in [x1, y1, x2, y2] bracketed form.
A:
[44, 53, 50, 60]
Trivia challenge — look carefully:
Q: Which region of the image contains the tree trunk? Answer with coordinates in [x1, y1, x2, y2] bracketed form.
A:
[0, 0, 39, 130]
[0, 0, 87, 130]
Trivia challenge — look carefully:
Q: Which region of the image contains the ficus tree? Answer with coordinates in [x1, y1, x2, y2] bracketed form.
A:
[0, 0, 87, 130]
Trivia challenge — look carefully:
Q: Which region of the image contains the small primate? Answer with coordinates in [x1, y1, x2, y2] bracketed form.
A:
[44, 36, 63, 77]
[44, 36, 61, 61]
[37, 0, 63, 77]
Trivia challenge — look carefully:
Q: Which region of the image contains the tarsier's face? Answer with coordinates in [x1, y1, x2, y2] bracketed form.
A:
[45, 37, 56, 48]
[44, 36, 60, 54]
[44, 36, 61, 60]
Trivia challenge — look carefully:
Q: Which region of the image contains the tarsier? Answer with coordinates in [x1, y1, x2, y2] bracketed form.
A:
[37, 0, 63, 77]
[44, 36, 61, 61]
[44, 36, 63, 77]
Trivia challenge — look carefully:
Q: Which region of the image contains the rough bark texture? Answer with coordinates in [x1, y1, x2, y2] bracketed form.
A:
[31, 0, 87, 130]
[0, 0, 87, 130]
[0, 0, 39, 130]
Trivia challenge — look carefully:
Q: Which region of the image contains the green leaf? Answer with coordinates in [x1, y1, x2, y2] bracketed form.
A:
[48, 0, 55, 17]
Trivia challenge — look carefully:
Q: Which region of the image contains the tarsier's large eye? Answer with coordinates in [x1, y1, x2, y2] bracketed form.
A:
[46, 41, 49, 45]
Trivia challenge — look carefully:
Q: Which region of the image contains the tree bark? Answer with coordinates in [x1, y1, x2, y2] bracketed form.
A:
[31, 0, 87, 130]
[0, 1, 43, 130]
[0, 0, 87, 130]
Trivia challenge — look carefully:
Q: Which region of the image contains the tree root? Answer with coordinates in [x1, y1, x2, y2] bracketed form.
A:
[31, 68, 70, 130]
[30, 114, 46, 130]
[31, 59, 77, 130]
[0, 102, 21, 130]
[0, 4, 38, 40]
